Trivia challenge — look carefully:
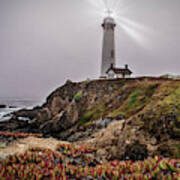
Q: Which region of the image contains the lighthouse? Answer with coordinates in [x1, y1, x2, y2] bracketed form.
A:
[101, 14, 116, 77]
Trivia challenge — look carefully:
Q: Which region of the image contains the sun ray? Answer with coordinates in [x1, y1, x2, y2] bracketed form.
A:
[118, 17, 151, 33]
[113, 0, 123, 10]
[113, 0, 126, 13]
[97, 0, 106, 9]
[107, 0, 114, 9]
[86, 0, 106, 10]
[114, 1, 139, 18]
[117, 21, 149, 48]
[103, 0, 109, 10]
[85, 0, 154, 48]
[113, 0, 121, 9]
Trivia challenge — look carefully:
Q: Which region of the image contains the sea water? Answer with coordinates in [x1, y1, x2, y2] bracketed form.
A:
[0, 98, 43, 122]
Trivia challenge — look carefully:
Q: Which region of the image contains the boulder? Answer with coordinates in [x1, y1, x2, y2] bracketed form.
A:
[13, 108, 39, 120]
[0, 119, 29, 132]
[49, 96, 67, 116]
[0, 104, 6, 108]
[123, 141, 148, 161]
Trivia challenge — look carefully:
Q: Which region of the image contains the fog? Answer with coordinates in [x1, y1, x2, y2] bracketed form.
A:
[0, 0, 180, 100]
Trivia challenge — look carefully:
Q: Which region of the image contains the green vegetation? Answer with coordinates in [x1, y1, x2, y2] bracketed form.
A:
[78, 110, 94, 126]
[124, 84, 158, 116]
[106, 89, 142, 119]
[82, 79, 91, 87]
[170, 144, 180, 159]
[156, 144, 180, 159]
[139, 84, 180, 138]
[2, 79, 180, 179]
[145, 83, 159, 97]
[107, 84, 158, 119]
[162, 87, 180, 108]
[126, 89, 141, 111]
[0, 142, 7, 149]
[78, 103, 106, 126]
[164, 87, 180, 130]
[74, 91, 83, 103]
[108, 109, 125, 118]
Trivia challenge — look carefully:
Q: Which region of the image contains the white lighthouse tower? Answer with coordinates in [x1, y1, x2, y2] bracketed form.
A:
[101, 13, 116, 77]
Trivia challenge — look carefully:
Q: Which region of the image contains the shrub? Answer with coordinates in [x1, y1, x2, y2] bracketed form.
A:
[1, 146, 180, 180]
[79, 110, 94, 126]
[74, 91, 83, 103]
[127, 90, 141, 110]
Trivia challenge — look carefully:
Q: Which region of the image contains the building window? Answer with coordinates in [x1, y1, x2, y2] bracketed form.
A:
[108, 71, 114, 79]
[111, 50, 114, 59]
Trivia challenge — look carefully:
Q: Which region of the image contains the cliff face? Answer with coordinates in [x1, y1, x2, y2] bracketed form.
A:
[1, 77, 180, 160]
[41, 78, 179, 137]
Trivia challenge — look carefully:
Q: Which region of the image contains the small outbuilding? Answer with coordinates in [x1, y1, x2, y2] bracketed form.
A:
[106, 64, 132, 79]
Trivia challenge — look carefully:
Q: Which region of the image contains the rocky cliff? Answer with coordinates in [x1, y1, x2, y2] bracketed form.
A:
[1, 77, 180, 160]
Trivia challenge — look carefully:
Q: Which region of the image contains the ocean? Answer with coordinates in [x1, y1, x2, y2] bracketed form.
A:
[0, 97, 43, 122]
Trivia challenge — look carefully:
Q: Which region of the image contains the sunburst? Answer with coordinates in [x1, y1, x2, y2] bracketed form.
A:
[86, 0, 153, 47]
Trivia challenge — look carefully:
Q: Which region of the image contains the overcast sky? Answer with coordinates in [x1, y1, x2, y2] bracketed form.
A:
[0, 0, 180, 100]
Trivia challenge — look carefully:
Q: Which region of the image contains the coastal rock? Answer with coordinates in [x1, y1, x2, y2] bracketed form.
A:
[0, 119, 29, 132]
[49, 96, 67, 116]
[123, 141, 148, 161]
[2, 78, 180, 160]
[0, 104, 6, 108]
[13, 108, 40, 120]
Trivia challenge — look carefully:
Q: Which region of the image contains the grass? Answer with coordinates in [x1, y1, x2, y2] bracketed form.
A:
[108, 108, 126, 118]
[74, 91, 83, 103]
[78, 110, 94, 126]
[163, 87, 180, 109]
[0, 142, 7, 149]
[125, 84, 158, 116]
[126, 89, 141, 111]
[139, 83, 180, 138]
[107, 84, 158, 119]
[157, 144, 180, 159]
[106, 89, 142, 119]
[169, 144, 180, 159]
[155, 86, 180, 133]
[78, 103, 106, 126]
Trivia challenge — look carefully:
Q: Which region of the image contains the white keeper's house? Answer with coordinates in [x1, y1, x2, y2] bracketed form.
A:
[106, 64, 132, 79]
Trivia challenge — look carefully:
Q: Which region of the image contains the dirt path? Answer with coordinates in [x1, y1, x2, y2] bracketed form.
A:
[0, 137, 69, 158]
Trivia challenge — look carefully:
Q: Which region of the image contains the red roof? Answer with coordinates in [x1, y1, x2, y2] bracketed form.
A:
[106, 65, 132, 75]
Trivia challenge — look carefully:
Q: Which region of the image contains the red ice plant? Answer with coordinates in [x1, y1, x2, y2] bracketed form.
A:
[0, 143, 180, 180]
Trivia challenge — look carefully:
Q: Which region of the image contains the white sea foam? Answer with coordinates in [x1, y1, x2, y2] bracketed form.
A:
[0, 98, 42, 122]
[0, 108, 20, 122]
[18, 117, 30, 121]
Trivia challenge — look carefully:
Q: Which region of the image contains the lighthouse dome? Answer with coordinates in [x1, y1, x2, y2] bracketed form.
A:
[103, 17, 115, 24]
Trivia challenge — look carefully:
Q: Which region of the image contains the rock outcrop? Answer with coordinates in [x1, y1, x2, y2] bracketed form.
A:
[0, 104, 6, 108]
[1, 77, 180, 160]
